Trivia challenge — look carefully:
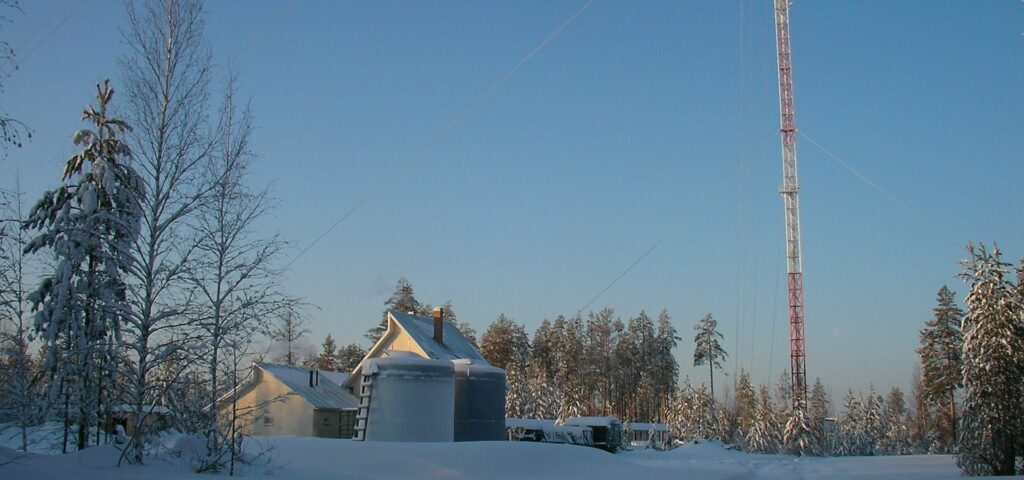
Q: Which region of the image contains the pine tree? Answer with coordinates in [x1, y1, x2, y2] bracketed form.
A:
[529, 318, 556, 379]
[957, 243, 1023, 476]
[808, 378, 830, 455]
[916, 285, 964, 451]
[690, 383, 725, 441]
[783, 407, 817, 456]
[837, 390, 871, 456]
[879, 387, 911, 455]
[625, 311, 658, 420]
[585, 308, 615, 416]
[313, 335, 340, 370]
[368, 278, 421, 343]
[480, 314, 530, 371]
[746, 386, 781, 454]
[504, 361, 531, 418]
[531, 364, 560, 420]
[439, 301, 478, 349]
[26, 80, 143, 451]
[909, 370, 934, 454]
[693, 313, 727, 400]
[558, 314, 587, 418]
[336, 343, 366, 372]
[733, 370, 757, 447]
[652, 309, 679, 420]
[668, 377, 697, 441]
[862, 385, 883, 455]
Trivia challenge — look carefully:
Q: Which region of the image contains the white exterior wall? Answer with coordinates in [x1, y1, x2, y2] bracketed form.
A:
[385, 329, 428, 358]
[229, 372, 315, 437]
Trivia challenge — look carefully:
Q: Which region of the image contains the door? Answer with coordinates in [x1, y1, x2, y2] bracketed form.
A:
[314, 410, 341, 438]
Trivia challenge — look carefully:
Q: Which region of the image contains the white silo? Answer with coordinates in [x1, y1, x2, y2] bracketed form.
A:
[361, 352, 455, 442]
[453, 359, 506, 441]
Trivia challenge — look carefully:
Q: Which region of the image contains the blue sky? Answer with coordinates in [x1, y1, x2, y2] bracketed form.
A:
[1, 0, 1021, 399]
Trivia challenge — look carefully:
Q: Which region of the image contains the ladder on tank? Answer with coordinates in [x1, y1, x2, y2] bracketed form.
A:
[353, 374, 373, 441]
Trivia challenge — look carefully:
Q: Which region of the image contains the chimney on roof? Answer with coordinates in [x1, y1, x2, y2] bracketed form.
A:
[433, 307, 444, 345]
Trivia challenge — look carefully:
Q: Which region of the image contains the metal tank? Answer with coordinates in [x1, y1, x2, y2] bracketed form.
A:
[362, 353, 455, 442]
[452, 359, 506, 441]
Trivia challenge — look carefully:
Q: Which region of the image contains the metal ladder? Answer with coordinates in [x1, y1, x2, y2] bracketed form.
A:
[353, 374, 373, 441]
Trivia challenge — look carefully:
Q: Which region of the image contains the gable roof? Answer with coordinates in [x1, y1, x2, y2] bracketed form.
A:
[343, 310, 486, 389]
[257, 363, 359, 410]
[388, 310, 484, 362]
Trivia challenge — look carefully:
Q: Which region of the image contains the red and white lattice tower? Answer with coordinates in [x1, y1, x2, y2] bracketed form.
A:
[773, 0, 808, 411]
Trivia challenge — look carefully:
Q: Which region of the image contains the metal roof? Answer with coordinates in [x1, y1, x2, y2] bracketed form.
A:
[258, 363, 359, 410]
[388, 310, 485, 362]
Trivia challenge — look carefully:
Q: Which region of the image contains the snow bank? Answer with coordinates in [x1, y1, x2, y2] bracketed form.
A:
[0, 433, 970, 480]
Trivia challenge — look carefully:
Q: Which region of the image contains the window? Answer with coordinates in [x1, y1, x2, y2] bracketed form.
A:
[263, 415, 274, 426]
[339, 410, 356, 439]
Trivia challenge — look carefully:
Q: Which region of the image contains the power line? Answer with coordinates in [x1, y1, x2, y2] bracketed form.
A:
[222, 0, 304, 73]
[799, 130, 961, 249]
[800, 131, 915, 215]
[285, 0, 595, 269]
[575, 170, 739, 317]
[3, 1, 84, 77]
[733, 0, 745, 384]
[13, 1, 64, 54]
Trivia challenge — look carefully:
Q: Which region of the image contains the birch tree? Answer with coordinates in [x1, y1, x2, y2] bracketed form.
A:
[0, 185, 43, 451]
[269, 311, 309, 366]
[186, 77, 293, 467]
[118, 0, 217, 463]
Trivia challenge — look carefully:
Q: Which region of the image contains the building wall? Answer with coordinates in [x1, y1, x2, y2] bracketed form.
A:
[387, 329, 427, 358]
[227, 373, 315, 437]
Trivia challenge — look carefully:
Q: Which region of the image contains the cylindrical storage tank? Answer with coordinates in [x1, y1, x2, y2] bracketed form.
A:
[363, 353, 455, 442]
[453, 359, 507, 441]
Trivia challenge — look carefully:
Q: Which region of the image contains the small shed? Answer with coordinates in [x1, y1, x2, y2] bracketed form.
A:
[103, 404, 172, 437]
[624, 422, 670, 448]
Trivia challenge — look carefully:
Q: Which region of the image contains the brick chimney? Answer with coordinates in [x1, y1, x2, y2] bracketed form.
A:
[432, 307, 444, 345]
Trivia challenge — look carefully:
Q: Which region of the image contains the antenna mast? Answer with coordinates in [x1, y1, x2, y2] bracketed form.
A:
[773, 0, 807, 410]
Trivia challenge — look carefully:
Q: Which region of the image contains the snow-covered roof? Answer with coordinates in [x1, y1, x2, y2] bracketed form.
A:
[258, 363, 359, 410]
[563, 416, 621, 427]
[318, 370, 351, 386]
[624, 422, 668, 432]
[388, 310, 484, 361]
[344, 310, 489, 390]
[506, 418, 557, 430]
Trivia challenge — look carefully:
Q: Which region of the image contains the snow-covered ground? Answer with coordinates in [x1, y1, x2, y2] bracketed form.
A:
[0, 432, 974, 479]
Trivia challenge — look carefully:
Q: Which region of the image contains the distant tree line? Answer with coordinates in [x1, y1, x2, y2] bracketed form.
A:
[484, 307, 680, 423]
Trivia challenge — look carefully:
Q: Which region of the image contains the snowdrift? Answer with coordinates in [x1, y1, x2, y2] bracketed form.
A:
[0, 433, 972, 480]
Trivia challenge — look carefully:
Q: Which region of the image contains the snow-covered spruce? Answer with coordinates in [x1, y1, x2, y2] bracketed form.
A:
[25, 80, 143, 453]
[956, 243, 1023, 476]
